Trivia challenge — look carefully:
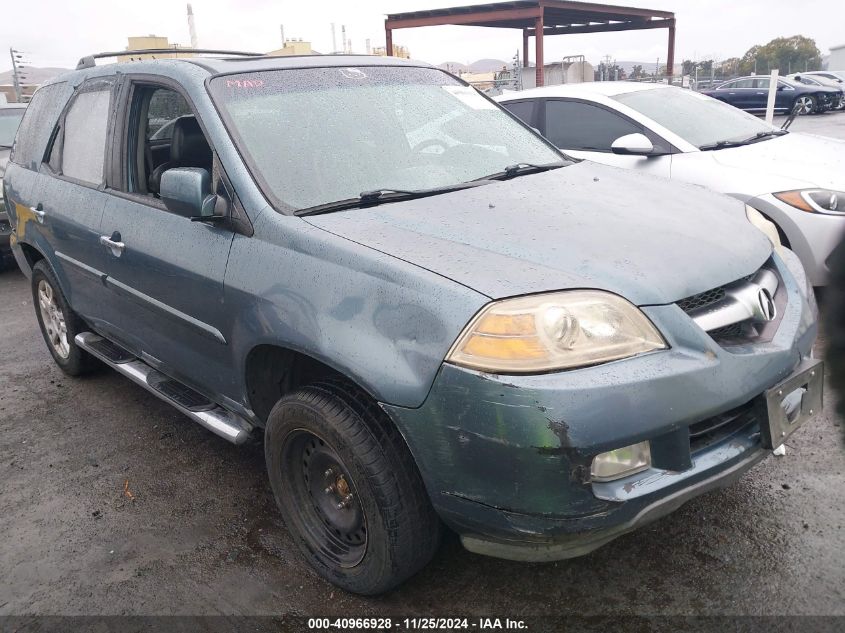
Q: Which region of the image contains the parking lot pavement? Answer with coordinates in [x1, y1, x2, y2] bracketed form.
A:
[1, 266, 844, 619]
[774, 111, 845, 140]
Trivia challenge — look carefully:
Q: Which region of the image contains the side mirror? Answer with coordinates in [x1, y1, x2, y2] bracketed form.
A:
[160, 168, 219, 219]
[610, 133, 655, 156]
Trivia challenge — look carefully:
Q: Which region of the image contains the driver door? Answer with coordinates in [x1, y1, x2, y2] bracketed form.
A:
[98, 80, 238, 399]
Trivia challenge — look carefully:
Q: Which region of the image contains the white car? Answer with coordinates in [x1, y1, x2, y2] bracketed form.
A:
[496, 82, 845, 286]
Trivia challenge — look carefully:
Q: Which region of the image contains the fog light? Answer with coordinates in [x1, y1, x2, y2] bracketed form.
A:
[591, 441, 651, 482]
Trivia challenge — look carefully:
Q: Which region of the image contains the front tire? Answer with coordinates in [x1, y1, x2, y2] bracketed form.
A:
[31, 260, 97, 376]
[794, 95, 817, 115]
[265, 381, 441, 595]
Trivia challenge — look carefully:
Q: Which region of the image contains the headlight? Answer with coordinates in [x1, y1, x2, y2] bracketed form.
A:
[446, 290, 666, 373]
[591, 441, 651, 482]
[745, 205, 781, 247]
[773, 189, 845, 215]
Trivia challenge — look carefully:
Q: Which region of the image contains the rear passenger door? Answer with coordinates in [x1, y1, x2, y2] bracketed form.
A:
[539, 99, 672, 178]
[98, 79, 237, 400]
[20, 78, 115, 324]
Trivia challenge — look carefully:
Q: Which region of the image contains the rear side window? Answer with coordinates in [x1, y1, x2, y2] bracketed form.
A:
[61, 87, 112, 185]
[11, 82, 67, 169]
[543, 100, 640, 152]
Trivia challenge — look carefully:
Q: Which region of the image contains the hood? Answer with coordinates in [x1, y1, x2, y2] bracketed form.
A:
[306, 162, 771, 305]
[710, 132, 845, 191]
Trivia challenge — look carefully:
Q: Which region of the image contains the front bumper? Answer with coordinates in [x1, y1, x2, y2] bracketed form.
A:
[384, 251, 818, 560]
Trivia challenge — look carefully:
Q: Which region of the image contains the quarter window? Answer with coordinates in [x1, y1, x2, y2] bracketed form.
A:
[543, 100, 641, 152]
[10, 82, 68, 169]
[61, 88, 112, 185]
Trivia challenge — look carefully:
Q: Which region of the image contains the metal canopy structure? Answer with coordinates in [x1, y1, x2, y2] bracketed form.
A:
[385, 1, 676, 86]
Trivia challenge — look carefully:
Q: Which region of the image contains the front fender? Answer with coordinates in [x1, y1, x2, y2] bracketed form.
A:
[224, 212, 490, 408]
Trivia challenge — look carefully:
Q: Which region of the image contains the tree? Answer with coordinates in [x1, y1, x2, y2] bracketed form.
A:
[738, 36, 821, 75]
[716, 57, 740, 78]
[630, 64, 645, 79]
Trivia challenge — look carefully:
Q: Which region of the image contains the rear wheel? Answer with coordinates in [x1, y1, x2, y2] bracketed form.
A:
[265, 381, 441, 595]
[31, 260, 97, 376]
[794, 95, 817, 115]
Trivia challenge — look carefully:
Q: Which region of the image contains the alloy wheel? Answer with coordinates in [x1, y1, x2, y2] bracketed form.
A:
[796, 96, 815, 115]
[37, 279, 70, 359]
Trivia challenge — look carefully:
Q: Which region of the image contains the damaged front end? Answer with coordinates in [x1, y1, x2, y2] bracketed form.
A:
[381, 253, 818, 561]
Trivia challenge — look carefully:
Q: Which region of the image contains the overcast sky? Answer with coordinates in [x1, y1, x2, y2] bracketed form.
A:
[1, 0, 843, 72]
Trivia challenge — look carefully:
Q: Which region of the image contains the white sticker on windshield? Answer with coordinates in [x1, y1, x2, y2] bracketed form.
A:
[441, 85, 496, 110]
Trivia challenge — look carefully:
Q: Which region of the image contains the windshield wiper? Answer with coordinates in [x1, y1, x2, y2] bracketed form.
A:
[475, 162, 565, 181]
[294, 181, 494, 217]
[0, 143, 12, 149]
[699, 129, 788, 151]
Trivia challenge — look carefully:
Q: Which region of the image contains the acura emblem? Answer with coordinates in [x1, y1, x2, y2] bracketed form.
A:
[756, 287, 777, 322]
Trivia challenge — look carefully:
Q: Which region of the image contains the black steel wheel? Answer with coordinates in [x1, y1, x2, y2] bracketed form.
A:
[265, 380, 441, 595]
[283, 430, 368, 567]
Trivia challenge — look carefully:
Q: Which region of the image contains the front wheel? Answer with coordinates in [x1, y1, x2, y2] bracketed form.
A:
[265, 381, 441, 595]
[794, 95, 817, 115]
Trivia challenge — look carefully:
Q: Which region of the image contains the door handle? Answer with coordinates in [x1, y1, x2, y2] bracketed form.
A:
[99, 233, 125, 257]
[30, 204, 45, 223]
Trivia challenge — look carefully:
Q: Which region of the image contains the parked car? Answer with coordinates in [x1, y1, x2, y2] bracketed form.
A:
[497, 82, 845, 286]
[0, 103, 27, 270]
[800, 70, 845, 85]
[4, 53, 821, 594]
[786, 73, 845, 110]
[701, 75, 842, 115]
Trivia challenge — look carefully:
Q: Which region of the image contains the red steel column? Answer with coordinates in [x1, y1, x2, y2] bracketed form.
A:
[385, 22, 393, 56]
[535, 15, 544, 86]
[522, 29, 529, 67]
[666, 18, 676, 78]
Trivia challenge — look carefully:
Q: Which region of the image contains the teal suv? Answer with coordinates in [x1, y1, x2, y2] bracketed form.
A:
[2, 51, 821, 594]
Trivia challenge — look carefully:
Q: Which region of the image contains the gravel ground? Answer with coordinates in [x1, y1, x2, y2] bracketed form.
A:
[0, 266, 843, 620]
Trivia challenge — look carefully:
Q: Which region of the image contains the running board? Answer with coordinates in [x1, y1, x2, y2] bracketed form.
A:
[75, 332, 254, 445]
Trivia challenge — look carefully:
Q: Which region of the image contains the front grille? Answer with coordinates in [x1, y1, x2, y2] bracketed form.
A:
[677, 272, 757, 316]
[677, 264, 780, 347]
[688, 400, 758, 452]
[677, 286, 726, 313]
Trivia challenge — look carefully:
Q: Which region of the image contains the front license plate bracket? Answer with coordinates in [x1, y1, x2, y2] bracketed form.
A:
[760, 358, 823, 450]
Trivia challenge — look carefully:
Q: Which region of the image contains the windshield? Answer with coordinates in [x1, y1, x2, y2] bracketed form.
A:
[613, 87, 776, 148]
[209, 66, 566, 212]
[0, 108, 26, 146]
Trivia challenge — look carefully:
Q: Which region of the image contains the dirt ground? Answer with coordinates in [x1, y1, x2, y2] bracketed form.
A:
[1, 264, 843, 622]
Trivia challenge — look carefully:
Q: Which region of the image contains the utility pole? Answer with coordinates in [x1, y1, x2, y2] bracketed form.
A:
[331, 23, 337, 54]
[9, 48, 23, 102]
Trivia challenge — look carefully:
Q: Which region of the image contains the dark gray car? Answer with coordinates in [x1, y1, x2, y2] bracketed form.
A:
[0, 103, 27, 269]
[3, 53, 822, 594]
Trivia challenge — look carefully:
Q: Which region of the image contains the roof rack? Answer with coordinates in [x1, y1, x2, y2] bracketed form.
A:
[76, 49, 264, 70]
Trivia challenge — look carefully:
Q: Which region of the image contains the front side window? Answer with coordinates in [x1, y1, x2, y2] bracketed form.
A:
[614, 87, 774, 148]
[61, 87, 112, 185]
[125, 84, 211, 195]
[501, 100, 537, 127]
[209, 66, 564, 213]
[543, 100, 640, 152]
